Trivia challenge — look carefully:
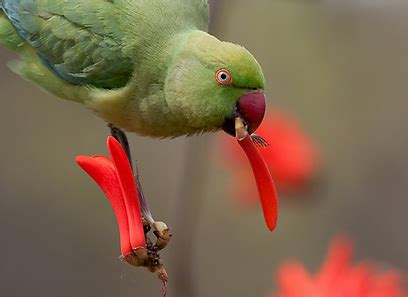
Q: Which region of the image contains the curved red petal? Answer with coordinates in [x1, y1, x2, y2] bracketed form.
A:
[107, 136, 145, 249]
[238, 135, 279, 231]
[76, 155, 132, 256]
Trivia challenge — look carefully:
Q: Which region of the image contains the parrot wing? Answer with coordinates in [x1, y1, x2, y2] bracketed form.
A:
[1, 0, 133, 89]
[1, 0, 210, 89]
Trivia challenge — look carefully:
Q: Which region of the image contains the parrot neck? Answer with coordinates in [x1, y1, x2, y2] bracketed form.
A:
[125, 30, 203, 94]
[105, 30, 213, 137]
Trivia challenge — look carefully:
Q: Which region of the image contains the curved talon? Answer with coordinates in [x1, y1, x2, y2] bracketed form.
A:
[153, 221, 172, 251]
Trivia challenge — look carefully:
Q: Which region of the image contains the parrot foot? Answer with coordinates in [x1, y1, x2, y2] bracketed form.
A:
[108, 123, 171, 296]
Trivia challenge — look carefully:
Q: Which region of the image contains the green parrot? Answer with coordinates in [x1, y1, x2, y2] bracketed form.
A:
[0, 0, 266, 138]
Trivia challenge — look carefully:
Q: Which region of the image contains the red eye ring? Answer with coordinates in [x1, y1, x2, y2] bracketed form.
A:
[216, 69, 233, 85]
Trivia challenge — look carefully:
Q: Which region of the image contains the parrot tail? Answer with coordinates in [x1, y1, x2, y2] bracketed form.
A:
[7, 52, 89, 104]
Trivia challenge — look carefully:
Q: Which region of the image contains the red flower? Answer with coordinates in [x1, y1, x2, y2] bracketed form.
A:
[238, 133, 278, 231]
[270, 236, 407, 297]
[218, 110, 319, 206]
[76, 136, 145, 259]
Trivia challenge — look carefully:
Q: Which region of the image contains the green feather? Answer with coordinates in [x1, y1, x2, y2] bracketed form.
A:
[0, 0, 266, 138]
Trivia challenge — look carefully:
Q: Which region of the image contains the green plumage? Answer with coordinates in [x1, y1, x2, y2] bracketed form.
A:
[0, 0, 265, 137]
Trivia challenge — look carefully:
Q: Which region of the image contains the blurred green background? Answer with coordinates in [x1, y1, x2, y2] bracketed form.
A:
[1, 1, 407, 296]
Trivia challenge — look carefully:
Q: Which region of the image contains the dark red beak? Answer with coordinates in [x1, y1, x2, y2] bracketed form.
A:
[238, 91, 266, 133]
[222, 91, 266, 136]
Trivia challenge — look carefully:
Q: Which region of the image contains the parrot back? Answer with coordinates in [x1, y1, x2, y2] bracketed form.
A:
[0, 0, 209, 91]
[0, 0, 136, 89]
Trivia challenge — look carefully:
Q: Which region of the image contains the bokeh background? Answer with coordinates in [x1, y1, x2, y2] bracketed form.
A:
[1, 1, 407, 296]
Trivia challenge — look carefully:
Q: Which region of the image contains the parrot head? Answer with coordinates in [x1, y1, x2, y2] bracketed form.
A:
[166, 32, 278, 232]
[165, 31, 266, 137]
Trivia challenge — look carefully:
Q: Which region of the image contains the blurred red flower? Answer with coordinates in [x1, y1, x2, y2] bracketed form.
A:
[217, 110, 319, 206]
[270, 236, 407, 297]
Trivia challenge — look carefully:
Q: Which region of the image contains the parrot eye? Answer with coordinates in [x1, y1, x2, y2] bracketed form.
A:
[216, 69, 233, 85]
